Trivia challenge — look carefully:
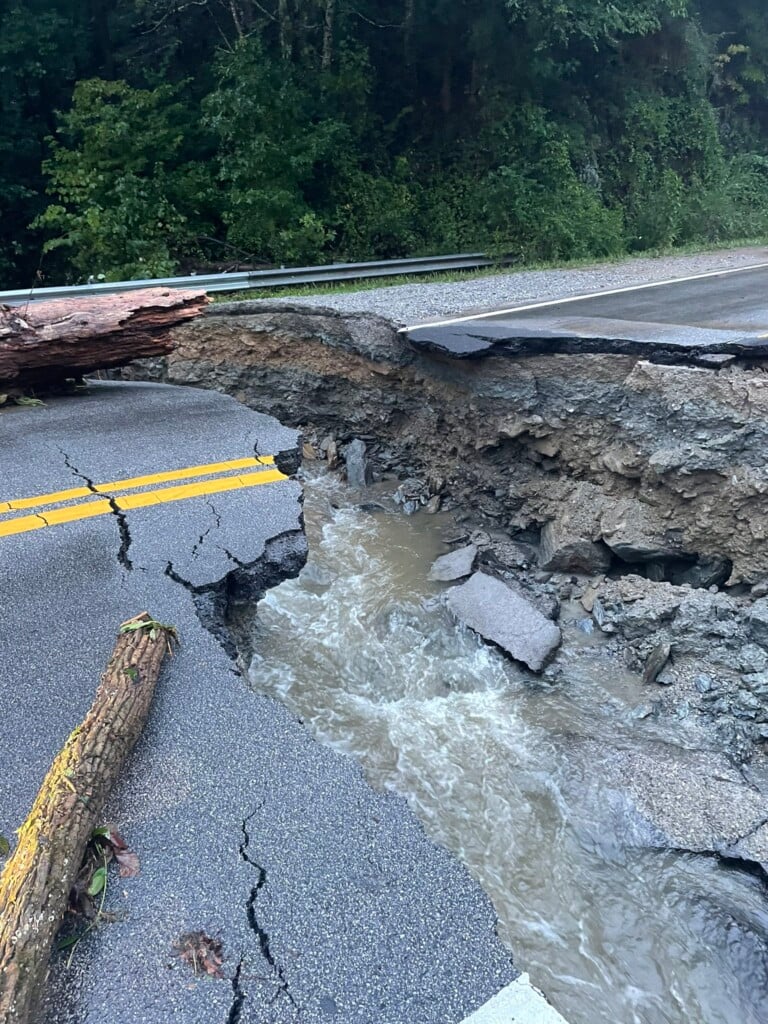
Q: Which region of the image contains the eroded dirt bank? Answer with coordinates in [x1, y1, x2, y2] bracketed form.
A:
[122, 300, 768, 870]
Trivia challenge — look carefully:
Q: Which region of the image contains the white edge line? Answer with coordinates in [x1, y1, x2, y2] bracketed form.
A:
[400, 259, 768, 332]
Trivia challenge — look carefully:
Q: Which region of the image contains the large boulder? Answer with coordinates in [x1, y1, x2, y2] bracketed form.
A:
[600, 499, 685, 563]
[539, 517, 612, 574]
[447, 572, 561, 672]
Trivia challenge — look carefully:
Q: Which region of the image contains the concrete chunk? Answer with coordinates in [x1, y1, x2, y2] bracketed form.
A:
[447, 572, 561, 672]
[429, 544, 478, 582]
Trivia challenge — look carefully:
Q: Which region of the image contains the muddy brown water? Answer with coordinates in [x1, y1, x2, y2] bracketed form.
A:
[247, 471, 768, 1024]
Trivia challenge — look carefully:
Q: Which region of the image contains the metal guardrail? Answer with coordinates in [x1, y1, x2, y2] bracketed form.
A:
[0, 253, 503, 305]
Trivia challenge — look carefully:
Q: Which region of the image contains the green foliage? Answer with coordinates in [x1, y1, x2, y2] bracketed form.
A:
[1, 0, 766, 284]
[504, 0, 690, 45]
[204, 40, 352, 264]
[34, 79, 216, 279]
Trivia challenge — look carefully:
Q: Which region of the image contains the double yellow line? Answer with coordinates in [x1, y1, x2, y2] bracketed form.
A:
[0, 456, 288, 539]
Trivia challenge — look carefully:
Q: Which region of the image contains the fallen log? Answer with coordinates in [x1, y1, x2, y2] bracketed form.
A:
[0, 288, 208, 391]
[0, 613, 177, 1024]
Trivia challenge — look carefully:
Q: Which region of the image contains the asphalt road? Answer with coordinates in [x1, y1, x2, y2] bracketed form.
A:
[0, 381, 514, 1023]
[406, 262, 768, 359]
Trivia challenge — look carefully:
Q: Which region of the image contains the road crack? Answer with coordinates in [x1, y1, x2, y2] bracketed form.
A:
[226, 956, 246, 1024]
[58, 448, 133, 570]
[191, 499, 222, 561]
[237, 807, 300, 1014]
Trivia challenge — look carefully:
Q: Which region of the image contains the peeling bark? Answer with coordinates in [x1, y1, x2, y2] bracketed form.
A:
[0, 614, 175, 1024]
[0, 288, 208, 391]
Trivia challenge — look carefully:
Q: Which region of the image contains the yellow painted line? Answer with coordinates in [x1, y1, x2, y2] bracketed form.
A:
[0, 456, 275, 514]
[0, 468, 288, 539]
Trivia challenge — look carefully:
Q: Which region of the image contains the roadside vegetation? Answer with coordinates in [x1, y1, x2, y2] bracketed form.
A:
[2, 0, 767, 287]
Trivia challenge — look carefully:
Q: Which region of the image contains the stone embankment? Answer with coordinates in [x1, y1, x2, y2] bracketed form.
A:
[121, 297, 768, 872]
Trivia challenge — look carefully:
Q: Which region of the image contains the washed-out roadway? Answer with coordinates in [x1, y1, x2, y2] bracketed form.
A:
[0, 380, 514, 1023]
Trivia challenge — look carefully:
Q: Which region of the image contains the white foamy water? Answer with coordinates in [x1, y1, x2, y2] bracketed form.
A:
[248, 473, 768, 1024]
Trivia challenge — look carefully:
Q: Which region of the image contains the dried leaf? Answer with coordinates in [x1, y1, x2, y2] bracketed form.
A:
[174, 931, 225, 979]
[115, 849, 140, 878]
[101, 827, 128, 851]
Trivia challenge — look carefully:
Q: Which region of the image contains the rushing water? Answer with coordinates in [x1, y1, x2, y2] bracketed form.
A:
[248, 471, 768, 1024]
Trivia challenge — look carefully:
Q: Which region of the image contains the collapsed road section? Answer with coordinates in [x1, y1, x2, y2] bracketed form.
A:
[122, 299, 768, 868]
[0, 380, 514, 1023]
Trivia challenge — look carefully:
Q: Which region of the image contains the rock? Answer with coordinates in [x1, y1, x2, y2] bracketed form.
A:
[323, 438, 340, 470]
[470, 530, 492, 548]
[424, 495, 441, 514]
[345, 438, 373, 489]
[694, 674, 714, 693]
[748, 597, 768, 645]
[643, 642, 672, 685]
[446, 572, 561, 672]
[630, 701, 661, 720]
[600, 500, 685, 564]
[477, 537, 536, 575]
[591, 596, 607, 628]
[394, 477, 429, 514]
[670, 555, 732, 589]
[656, 668, 676, 686]
[579, 579, 604, 613]
[299, 562, 335, 592]
[428, 544, 478, 583]
[539, 516, 612, 574]
[569, 737, 768, 868]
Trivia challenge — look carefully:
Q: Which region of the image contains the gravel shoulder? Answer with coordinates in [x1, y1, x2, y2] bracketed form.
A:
[282, 247, 768, 326]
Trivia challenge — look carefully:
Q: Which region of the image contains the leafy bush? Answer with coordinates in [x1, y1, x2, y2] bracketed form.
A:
[34, 79, 214, 280]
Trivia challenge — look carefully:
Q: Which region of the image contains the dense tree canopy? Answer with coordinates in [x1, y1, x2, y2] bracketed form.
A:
[0, 0, 766, 284]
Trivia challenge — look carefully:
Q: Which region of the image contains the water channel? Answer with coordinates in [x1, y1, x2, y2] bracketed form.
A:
[247, 470, 768, 1024]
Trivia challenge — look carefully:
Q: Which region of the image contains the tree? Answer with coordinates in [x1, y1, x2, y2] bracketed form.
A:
[34, 79, 216, 280]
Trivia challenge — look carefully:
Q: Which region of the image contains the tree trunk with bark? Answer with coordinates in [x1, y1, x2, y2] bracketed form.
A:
[321, 0, 336, 70]
[0, 288, 208, 392]
[0, 614, 176, 1024]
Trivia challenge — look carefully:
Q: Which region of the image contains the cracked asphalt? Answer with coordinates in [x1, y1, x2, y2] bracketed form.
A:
[0, 380, 514, 1023]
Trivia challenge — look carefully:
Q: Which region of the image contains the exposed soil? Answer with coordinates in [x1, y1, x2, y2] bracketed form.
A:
[120, 299, 768, 871]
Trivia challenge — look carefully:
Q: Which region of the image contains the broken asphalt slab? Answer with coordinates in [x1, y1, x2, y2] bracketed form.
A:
[406, 316, 768, 363]
[0, 381, 515, 1023]
[447, 572, 561, 673]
